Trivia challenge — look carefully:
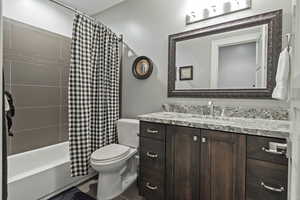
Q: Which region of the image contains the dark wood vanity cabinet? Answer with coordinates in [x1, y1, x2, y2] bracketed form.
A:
[139, 122, 166, 200]
[246, 136, 288, 200]
[200, 130, 246, 200]
[166, 126, 201, 200]
[139, 122, 288, 200]
[166, 127, 246, 200]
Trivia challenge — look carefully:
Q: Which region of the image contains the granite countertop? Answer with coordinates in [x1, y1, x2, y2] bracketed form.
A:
[138, 112, 291, 139]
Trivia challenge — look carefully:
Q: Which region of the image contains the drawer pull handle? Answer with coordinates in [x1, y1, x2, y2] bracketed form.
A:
[262, 147, 285, 155]
[146, 152, 158, 158]
[146, 182, 158, 190]
[261, 182, 285, 193]
[147, 129, 159, 134]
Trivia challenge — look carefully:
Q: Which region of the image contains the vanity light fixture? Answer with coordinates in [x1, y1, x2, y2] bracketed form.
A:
[186, 0, 252, 25]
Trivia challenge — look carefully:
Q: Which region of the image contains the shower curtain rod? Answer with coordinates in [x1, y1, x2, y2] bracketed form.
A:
[48, 0, 123, 42]
[48, 0, 123, 117]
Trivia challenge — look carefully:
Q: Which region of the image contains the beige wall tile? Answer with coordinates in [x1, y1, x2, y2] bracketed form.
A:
[11, 22, 61, 60]
[12, 85, 60, 107]
[11, 60, 60, 86]
[4, 18, 71, 155]
[11, 126, 60, 154]
[13, 107, 60, 131]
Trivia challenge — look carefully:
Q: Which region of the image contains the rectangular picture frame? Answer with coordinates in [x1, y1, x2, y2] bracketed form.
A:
[179, 66, 193, 81]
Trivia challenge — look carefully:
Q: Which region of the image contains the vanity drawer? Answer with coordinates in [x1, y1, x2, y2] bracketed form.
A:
[246, 159, 288, 200]
[140, 137, 165, 172]
[140, 121, 166, 141]
[247, 136, 288, 165]
[140, 168, 164, 200]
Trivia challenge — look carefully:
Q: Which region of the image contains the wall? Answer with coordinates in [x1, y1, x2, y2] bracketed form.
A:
[2, 0, 73, 155]
[3, 18, 71, 155]
[96, 0, 293, 118]
[175, 26, 261, 89]
[290, 0, 300, 198]
[3, 0, 73, 37]
[218, 42, 256, 88]
[0, 0, 3, 197]
[292, 1, 300, 95]
[176, 38, 211, 89]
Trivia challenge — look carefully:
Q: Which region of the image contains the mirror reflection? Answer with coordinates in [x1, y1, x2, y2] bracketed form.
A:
[175, 24, 268, 90]
[136, 60, 150, 76]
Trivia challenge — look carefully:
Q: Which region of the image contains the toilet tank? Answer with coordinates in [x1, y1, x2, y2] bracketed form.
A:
[117, 119, 139, 148]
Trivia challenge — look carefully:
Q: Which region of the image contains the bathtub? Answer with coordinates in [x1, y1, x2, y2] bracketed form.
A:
[8, 142, 96, 200]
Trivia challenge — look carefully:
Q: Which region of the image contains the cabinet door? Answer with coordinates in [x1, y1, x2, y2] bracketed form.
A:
[200, 130, 246, 200]
[166, 126, 201, 200]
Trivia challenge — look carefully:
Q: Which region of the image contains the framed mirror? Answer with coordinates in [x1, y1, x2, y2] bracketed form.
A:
[168, 10, 282, 98]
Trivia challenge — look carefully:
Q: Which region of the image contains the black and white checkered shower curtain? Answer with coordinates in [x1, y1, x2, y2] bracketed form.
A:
[69, 14, 120, 177]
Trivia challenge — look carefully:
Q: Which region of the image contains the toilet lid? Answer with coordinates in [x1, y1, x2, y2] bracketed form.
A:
[91, 144, 130, 162]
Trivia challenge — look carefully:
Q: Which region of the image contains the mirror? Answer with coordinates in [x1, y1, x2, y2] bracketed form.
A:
[168, 10, 282, 98]
[132, 56, 153, 79]
[176, 25, 267, 90]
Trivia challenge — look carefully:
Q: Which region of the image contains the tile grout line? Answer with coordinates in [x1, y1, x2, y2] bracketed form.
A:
[10, 84, 61, 88]
[13, 124, 60, 133]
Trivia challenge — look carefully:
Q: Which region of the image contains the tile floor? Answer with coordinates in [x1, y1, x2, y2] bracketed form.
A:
[77, 177, 144, 200]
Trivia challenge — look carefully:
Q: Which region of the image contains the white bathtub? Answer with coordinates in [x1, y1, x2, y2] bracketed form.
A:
[8, 142, 96, 200]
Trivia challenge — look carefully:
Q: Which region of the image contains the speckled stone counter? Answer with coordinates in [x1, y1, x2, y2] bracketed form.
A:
[138, 112, 291, 139]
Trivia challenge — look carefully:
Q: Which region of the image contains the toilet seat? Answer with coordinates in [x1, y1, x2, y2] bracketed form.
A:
[91, 144, 130, 163]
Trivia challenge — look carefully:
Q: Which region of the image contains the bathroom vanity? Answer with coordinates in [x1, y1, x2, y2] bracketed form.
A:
[138, 110, 290, 200]
[137, 9, 290, 200]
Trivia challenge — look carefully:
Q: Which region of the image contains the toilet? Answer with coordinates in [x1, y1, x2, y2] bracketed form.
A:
[90, 119, 139, 200]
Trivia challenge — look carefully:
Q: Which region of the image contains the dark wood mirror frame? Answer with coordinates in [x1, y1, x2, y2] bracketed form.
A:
[168, 10, 282, 98]
[132, 56, 153, 80]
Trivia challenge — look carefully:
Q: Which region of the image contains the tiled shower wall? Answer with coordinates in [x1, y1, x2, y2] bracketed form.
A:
[3, 18, 71, 155]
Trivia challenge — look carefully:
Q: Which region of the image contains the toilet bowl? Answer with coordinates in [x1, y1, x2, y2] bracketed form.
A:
[91, 119, 139, 200]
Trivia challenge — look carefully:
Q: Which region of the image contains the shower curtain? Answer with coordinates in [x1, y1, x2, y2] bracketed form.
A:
[69, 14, 120, 177]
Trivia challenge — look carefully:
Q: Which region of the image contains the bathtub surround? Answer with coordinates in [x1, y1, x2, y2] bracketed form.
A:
[162, 103, 289, 120]
[69, 14, 120, 177]
[3, 17, 71, 155]
[7, 142, 96, 200]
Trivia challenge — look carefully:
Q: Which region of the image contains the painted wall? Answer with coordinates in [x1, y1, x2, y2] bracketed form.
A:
[0, 0, 3, 198]
[219, 42, 256, 88]
[290, 0, 300, 199]
[175, 26, 261, 90]
[96, 0, 293, 118]
[3, 0, 73, 37]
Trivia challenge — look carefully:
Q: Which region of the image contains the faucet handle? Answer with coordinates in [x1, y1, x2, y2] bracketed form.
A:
[221, 108, 226, 117]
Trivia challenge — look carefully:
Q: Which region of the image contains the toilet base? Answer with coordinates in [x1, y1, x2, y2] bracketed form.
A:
[96, 171, 137, 200]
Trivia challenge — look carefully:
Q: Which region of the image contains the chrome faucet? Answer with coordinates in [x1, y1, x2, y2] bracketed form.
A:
[208, 101, 215, 117]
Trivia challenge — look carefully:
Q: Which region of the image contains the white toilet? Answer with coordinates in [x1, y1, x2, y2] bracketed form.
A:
[90, 119, 139, 200]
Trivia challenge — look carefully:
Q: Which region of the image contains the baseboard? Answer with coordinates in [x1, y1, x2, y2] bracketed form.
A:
[39, 172, 97, 200]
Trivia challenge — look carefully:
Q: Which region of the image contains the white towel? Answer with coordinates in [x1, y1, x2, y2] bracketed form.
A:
[4, 94, 10, 112]
[272, 47, 291, 101]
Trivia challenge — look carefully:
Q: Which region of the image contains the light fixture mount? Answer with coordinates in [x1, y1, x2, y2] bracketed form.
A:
[186, 0, 252, 25]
